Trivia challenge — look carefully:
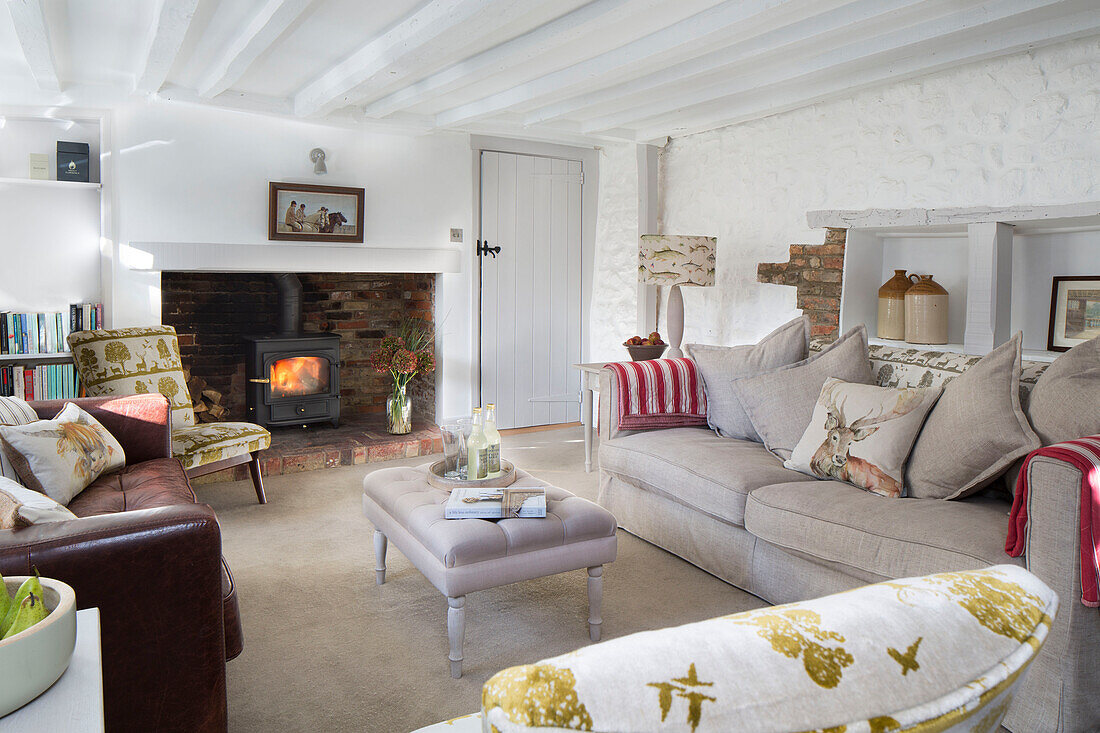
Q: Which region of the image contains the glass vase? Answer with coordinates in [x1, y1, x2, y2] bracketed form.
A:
[386, 386, 412, 435]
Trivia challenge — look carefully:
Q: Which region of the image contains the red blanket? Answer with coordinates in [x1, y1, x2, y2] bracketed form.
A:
[1006, 436, 1100, 607]
[603, 357, 707, 431]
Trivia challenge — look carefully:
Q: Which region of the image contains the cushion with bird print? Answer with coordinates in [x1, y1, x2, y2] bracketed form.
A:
[785, 378, 942, 498]
[0, 403, 126, 505]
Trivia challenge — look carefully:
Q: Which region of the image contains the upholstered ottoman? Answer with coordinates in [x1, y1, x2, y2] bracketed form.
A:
[362, 464, 618, 678]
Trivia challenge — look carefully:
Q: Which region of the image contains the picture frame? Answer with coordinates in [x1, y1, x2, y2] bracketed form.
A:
[1047, 276, 1100, 352]
[268, 181, 364, 243]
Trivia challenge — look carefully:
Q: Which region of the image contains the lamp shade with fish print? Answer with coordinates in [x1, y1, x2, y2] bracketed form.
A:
[638, 235, 717, 358]
[638, 235, 716, 287]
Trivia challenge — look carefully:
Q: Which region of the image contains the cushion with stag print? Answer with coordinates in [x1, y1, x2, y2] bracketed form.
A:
[785, 378, 941, 498]
[0, 402, 126, 505]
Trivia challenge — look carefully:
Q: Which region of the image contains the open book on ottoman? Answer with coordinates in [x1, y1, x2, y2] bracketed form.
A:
[444, 487, 546, 519]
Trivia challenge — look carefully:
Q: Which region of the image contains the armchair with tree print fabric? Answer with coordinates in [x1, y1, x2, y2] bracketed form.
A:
[68, 326, 271, 503]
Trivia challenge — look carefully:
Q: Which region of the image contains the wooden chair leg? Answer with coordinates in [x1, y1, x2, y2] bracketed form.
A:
[248, 452, 267, 504]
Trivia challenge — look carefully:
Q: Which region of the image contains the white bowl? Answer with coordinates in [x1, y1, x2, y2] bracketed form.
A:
[0, 576, 77, 717]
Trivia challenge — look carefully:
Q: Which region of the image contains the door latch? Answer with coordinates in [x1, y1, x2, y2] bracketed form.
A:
[477, 240, 501, 258]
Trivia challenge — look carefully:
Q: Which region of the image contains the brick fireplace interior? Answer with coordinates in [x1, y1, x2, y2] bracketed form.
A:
[162, 272, 436, 426]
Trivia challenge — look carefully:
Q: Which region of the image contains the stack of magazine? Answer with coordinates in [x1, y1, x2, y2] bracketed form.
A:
[444, 487, 547, 519]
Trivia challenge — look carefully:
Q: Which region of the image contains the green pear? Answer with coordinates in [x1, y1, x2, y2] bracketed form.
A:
[0, 573, 43, 637]
[0, 572, 10, 625]
[1, 592, 49, 639]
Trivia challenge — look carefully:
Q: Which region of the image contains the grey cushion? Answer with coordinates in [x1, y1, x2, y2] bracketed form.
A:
[1026, 335, 1100, 445]
[598, 427, 814, 526]
[906, 333, 1040, 500]
[744, 480, 1021, 580]
[731, 325, 872, 460]
[685, 316, 809, 442]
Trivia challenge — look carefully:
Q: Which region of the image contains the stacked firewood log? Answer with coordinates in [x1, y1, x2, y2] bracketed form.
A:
[183, 368, 228, 422]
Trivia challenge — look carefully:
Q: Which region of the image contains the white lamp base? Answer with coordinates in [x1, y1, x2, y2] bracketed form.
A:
[666, 283, 684, 358]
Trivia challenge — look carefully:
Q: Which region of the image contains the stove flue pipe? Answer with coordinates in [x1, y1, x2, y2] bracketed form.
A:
[272, 273, 304, 335]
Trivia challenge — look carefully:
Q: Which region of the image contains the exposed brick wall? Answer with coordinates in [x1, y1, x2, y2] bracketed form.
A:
[757, 228, 846, 340]
[162, 273, 436, 423]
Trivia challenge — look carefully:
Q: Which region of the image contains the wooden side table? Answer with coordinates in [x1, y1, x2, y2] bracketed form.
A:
[572, 363, 604, 473]
[0, 608, 104, 732]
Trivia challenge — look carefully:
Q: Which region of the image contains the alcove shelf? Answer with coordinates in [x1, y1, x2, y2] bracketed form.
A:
[0, 176, 101, 190]
[809, 201, 1100, 362]
[0, 352, 73, 363]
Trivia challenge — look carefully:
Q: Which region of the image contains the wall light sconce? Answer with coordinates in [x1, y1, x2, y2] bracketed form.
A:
[310, 147, 327, 175]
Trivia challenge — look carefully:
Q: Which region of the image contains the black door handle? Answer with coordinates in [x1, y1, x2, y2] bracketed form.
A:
[477, 240, 501, 258]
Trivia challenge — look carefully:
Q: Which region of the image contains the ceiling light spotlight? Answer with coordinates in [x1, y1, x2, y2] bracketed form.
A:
[310, 147, 327, 175]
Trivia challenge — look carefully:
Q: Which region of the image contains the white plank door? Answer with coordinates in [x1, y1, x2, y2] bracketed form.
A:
[480, 150, 582, 429]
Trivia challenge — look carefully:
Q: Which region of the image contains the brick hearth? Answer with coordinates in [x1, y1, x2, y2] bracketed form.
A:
[162, 272, 436, 421]
[189, 413, 442, 485]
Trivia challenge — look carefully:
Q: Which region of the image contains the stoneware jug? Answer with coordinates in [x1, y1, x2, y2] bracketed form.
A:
[904, 275, 949, 344]
[877, 270, 915, 340]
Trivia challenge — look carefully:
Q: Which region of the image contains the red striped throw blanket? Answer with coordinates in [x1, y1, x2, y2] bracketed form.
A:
[1006, 436, 1100, 607]
[603, 357, 707, 431]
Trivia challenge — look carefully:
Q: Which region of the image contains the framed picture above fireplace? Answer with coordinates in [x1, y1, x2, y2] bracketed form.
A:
[268, 181, 365, 243]
[1048, 275, 1100, 352]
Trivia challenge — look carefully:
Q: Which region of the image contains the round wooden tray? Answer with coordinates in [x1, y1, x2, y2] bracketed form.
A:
[426, 459, 516, 492]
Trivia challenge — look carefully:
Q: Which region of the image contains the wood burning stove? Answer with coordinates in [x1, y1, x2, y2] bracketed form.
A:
[245, 274, 341, 428]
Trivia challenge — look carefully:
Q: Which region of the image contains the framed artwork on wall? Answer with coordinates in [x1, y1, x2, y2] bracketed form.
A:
[1048, 275, 1100, 352]
[268, 182, 364, 243]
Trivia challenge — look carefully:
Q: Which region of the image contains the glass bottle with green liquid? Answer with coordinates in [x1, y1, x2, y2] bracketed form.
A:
[467, 407, 489, 480]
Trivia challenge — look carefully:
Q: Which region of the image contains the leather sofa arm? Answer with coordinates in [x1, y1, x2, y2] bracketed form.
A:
[0, 504, 228, 732]
[30, 394, 172, 464]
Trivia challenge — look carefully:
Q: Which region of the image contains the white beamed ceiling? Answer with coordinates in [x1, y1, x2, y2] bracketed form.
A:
[2, 0, 1099, 143]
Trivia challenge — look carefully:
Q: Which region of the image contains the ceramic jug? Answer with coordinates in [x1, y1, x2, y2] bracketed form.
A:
[877, 270, 915, 340]
[904, 275, 949, 344]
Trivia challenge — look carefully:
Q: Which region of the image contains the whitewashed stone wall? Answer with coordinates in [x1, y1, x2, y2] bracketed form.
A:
[590, 143, 640, 362]
[593, 35, 1100, 354]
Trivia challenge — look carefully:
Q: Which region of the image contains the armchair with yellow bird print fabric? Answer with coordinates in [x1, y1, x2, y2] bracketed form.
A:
[68, 326, 271, 503]
[415, 565, 1057, 733]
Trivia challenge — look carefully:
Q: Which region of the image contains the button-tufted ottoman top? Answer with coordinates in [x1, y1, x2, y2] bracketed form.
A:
[363, 464, 618, 598]
[364, 465, 615, 567]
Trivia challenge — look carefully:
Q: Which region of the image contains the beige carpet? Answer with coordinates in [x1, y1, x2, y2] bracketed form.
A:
[197, 425, 764, 733]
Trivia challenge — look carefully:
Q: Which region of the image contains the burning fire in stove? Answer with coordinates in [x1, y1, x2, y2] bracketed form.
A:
[269, 356, 329, 399]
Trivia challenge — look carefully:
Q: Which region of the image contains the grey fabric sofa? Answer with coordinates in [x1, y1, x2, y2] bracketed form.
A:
[598, 343, 1098, 733]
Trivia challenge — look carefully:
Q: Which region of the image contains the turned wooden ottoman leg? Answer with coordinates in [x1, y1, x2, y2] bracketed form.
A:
[587, 566, 603, 642]
[448, 596, 466, 679]
[373, 530, 388, 585]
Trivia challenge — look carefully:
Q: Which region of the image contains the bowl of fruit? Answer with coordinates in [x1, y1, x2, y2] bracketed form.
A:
[0, 572, 77, 717]
[623, 332, 668, 361]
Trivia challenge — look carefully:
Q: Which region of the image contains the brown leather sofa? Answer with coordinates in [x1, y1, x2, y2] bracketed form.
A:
[0, 394, 243, 732]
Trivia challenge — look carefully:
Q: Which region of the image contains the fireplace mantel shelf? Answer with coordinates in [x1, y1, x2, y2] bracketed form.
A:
[124, 241, 462, 273]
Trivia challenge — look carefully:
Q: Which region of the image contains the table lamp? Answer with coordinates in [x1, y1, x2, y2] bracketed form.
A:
[638, 234, 717, 358]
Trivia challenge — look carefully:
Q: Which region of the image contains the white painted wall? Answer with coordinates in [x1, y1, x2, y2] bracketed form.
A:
[107, 99, 474, 417]
[590, 142, 639, 362]
[590, 34, 1100, 352]
[0, 118, 102, 315]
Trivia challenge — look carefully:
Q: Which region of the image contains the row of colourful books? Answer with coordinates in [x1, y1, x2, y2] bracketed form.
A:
[0, 364, 79, 400]
[0, 303, 103, 355]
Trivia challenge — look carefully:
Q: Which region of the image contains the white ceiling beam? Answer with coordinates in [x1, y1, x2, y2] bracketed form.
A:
[6, 0, 60, 91]
[293, 0, 564, 118]
[135, 0, 199, 94]
[431, 0, 830, 128]
[630, 1, 1100, 141]
[583, 0, 1086, 134]
[196, 0, 312, 98]
[360, 0, 719, 119]
[523, 0, 935, 127]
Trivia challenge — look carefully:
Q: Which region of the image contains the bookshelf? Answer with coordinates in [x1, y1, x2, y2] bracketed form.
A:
[0, 353, 73, 363]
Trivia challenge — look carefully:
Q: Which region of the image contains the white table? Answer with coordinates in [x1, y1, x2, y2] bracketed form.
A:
[0, 608, 104, 732]
[572, 363, 604, 473]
